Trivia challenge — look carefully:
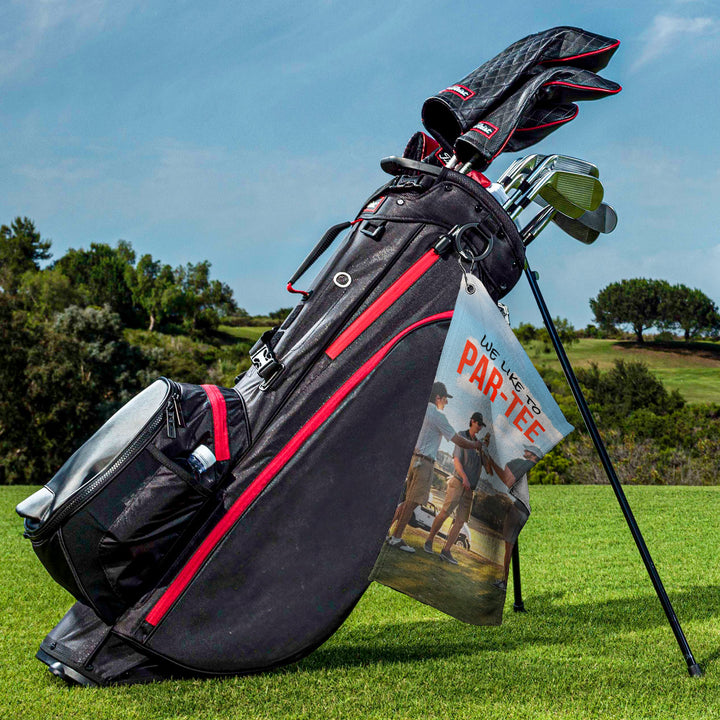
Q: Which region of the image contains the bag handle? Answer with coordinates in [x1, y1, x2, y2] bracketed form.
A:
[287, 221, 353, 290]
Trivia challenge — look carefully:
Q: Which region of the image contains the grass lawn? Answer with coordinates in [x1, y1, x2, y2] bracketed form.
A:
[218, 325, 273, 343]
[3, 484, 720, 719]
[525, 338, 720, 405]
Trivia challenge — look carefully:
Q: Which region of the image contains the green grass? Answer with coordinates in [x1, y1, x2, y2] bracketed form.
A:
[4, 484, 720, 719]
[218, 325, 273, 342]
[525, 338, 720, 404]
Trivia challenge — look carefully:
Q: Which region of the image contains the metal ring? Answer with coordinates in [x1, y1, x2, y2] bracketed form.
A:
[453, 223, 494, 262]
[333, 272, 352, 288]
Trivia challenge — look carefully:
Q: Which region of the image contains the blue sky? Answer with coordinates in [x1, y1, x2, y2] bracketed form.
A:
[1, 1, 719, 327]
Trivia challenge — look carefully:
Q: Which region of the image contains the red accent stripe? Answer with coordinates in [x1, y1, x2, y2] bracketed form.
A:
[201, 385, 230, 462]
[515, 105, 579, 132]
[287, 282, 310, 299]
[421, 133, 440, 160]
[542, 80, 622, 94]
[542, 40, 621, 64]
[325, 250, 440, 360]
[145, 311, 454, 627]
[467, 170, 491, 187]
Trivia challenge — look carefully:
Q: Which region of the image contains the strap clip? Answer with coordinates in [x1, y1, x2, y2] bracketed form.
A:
[249, 330, 285, 391]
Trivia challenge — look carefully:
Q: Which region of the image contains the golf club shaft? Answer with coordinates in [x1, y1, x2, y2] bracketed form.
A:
[524, 263, 703, 678]
[511, 541, 526, 612]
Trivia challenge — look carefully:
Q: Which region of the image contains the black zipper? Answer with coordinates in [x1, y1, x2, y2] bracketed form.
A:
[30, 378, 183, 542]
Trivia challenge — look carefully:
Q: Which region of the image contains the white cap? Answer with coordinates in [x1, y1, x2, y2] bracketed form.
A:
[190, 444, 216, 471]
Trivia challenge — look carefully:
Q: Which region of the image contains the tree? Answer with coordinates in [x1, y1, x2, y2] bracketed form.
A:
[514, 322, 538, 345]
[576, 359, 685, 423]
[590, 278, 670, 343]
[660, 283, 720, 341]
[0, 304, 152, 484]
[18, 266, 81, 320]
[127, 254, 178, 331]
[172, 261, 237, 333]
[54, 241, 137, 324]
[268, 307, 293, 323]
[0, 217, 52, 294]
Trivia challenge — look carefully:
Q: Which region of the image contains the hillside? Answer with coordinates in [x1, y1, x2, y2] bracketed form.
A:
[522, 338, 720, 405]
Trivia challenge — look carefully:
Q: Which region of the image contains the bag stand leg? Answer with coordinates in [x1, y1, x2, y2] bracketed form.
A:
[511, 542, 526, 612]
[524, 264, 703, 678]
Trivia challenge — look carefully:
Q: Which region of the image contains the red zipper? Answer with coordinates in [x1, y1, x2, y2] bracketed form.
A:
[145, 310, 453, 627]
[325, 249, 440, 360]
[201, 385, 230, 462]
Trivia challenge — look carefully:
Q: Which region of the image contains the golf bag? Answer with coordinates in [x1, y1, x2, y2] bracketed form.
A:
[18, 162, 525, 685]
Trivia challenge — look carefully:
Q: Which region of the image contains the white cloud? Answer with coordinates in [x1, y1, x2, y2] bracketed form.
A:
[633, 14, 719, 71]
[0, 1, 133, 82]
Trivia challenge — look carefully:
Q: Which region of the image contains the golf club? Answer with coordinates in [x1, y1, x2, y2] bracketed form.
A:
[503, 168, 604, 219]
[533, 195, 618, 234]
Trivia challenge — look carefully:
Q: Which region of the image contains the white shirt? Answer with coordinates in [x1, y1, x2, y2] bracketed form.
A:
[414, 403, 456, 460]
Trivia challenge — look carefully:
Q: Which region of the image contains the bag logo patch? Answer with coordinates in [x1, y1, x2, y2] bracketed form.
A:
[363, 196, 386, 214]
[434, 149, 453, 166]
[471, 122, 498, 138]
[442, 84, 475, 101]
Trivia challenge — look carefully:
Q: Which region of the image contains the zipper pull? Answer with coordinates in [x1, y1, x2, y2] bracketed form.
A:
[166, 400, 177, 439]
[172, 393, 185, 428]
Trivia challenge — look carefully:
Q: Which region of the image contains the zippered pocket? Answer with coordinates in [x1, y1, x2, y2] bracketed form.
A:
[143, 311, 453, 631]
[19, 378, 182, 541]
[325, 249, 440, 359]
[16, 378, 250, 624]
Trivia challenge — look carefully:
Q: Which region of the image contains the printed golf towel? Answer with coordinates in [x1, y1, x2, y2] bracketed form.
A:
[371, 277, 574, 624]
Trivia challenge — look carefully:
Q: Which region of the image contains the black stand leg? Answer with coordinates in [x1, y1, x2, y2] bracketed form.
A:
[512, 541, 526, 612]
[525, 264, 703, 677]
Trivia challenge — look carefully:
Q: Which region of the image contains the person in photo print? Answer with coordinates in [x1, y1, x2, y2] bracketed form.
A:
[488, 444, 541, 589]
[423, 411, 490, 564]
[387, 381, 484, 553]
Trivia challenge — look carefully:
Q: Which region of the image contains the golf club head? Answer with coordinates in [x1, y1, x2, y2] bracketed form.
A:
[498, 154, 544, 189]
[537, 170, 604, 218]
[504, 154, 600, 211]
[505, 168, 604, 219]
[552, 211, 600, 244]
[534, 195, 618, 233]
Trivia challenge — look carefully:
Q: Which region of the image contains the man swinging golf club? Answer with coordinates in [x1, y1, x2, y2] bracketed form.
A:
[387, 381, 485, 553]
[424, 411, 490, 564]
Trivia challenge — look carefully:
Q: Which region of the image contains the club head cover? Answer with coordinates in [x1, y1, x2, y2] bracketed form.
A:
[422, 26, 619, 149]
[454, 66, 621, 170]
[505, 102, 578, 152]
[402, 131, 440, 162]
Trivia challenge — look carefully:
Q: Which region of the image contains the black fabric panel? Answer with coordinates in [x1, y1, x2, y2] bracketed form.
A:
[39, 602, 184, 685]
[141, 320, 449, 673]
[506, 102, 578, 152]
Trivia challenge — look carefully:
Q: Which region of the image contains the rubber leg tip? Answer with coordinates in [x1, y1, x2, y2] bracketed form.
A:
[513, 603, 527, 613]
[688, 663, 704, 678]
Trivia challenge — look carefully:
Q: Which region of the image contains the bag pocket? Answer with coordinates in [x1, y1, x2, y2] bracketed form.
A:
[16, 378, 250, 623]
[98, 448, 212, 603]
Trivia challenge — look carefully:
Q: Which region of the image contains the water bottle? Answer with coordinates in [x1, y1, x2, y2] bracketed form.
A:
[186, 444, 216, 476]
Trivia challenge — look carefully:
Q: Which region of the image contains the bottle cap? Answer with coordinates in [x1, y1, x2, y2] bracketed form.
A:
[190, 444, 216, 472]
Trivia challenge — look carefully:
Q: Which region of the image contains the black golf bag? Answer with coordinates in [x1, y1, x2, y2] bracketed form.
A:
[17, 162, 526, 685]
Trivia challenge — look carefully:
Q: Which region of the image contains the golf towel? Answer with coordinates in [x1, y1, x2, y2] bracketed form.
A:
[371, 276, 573, 624]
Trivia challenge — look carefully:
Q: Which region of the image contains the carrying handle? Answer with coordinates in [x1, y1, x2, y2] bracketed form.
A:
[288, 221, 353, 287]
[380, 156, 443, 178]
